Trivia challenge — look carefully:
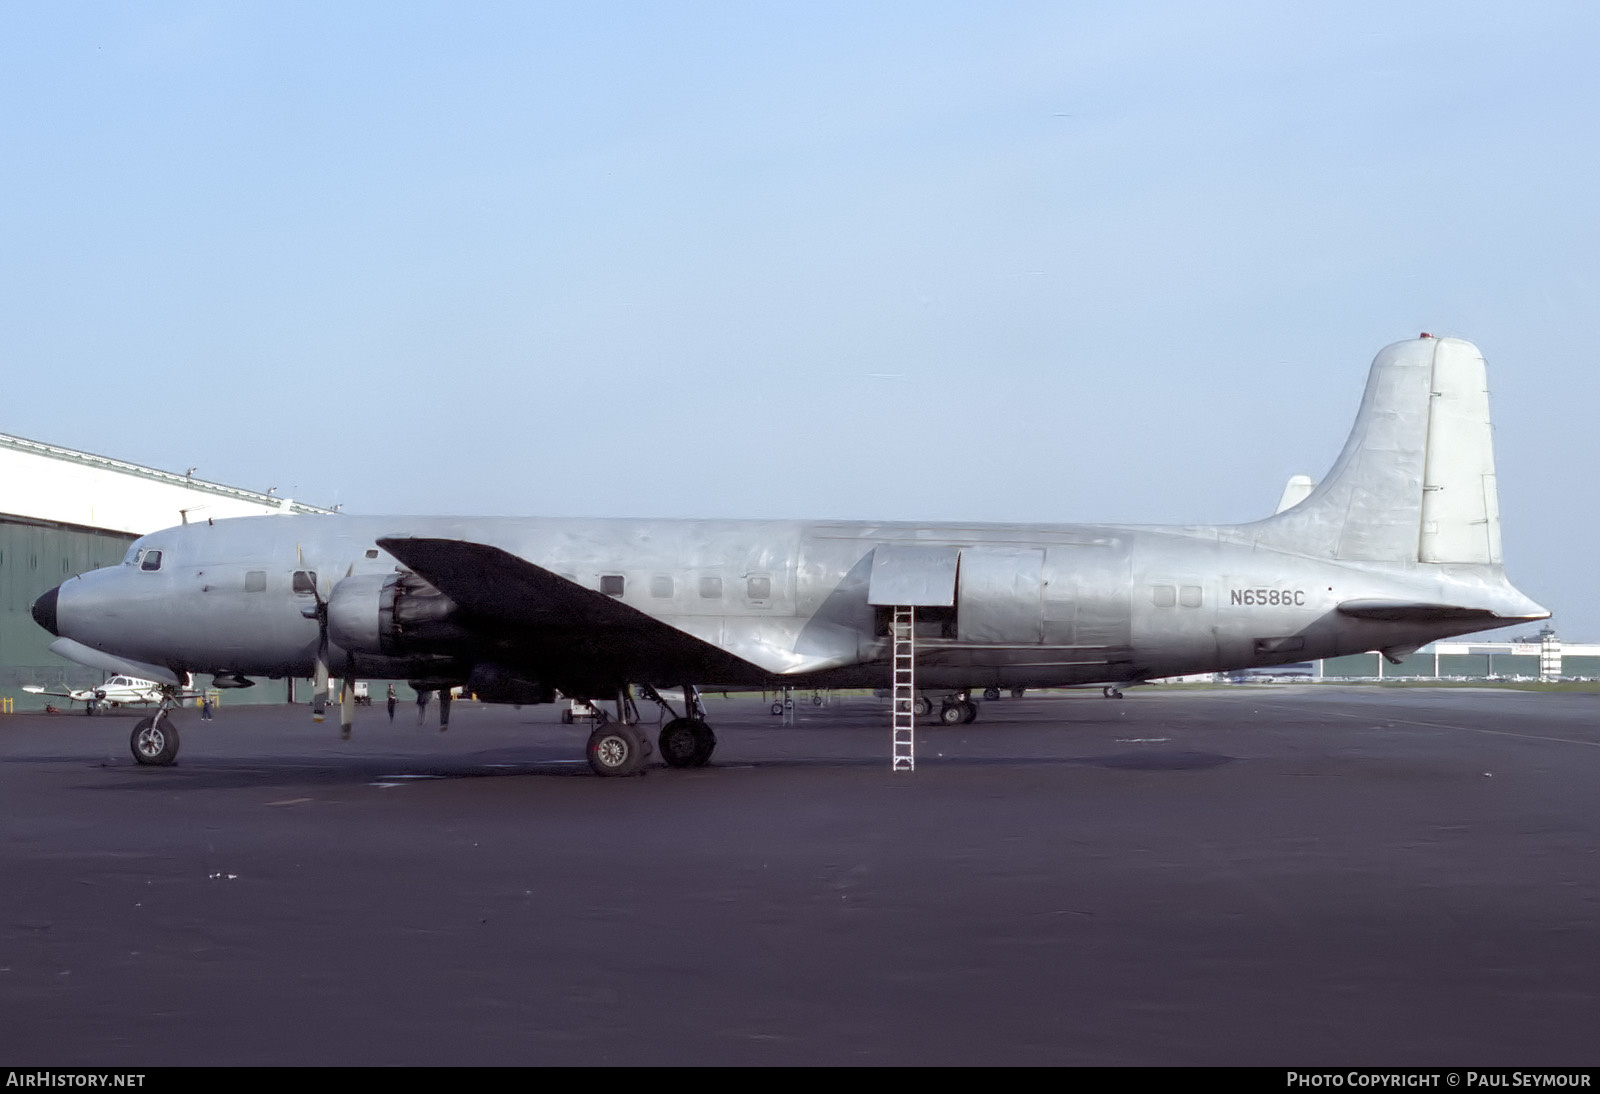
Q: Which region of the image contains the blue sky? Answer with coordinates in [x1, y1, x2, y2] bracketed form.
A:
[3, 2, 1597, 638]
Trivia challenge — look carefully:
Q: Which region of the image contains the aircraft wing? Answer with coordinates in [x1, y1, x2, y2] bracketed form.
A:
[21, 686, 76, 699]
[44, 638, 186, 687]
[375, 536, 775, 688]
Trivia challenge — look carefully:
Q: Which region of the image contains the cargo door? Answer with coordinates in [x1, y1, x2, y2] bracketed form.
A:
[866, 545, 960, 607]
[956, 547, 1044, 644]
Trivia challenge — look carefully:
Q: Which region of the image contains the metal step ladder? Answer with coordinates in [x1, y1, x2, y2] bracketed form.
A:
[892, 605, 915, 772]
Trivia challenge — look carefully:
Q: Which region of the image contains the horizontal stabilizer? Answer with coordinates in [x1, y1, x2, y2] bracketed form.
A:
[1336, 599, 1501, 624]
[376, 536, 770, 684]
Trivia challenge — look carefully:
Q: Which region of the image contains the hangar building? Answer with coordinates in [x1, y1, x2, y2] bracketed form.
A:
[0, 431, 333, 708]
[1319, 634, 1600, 681]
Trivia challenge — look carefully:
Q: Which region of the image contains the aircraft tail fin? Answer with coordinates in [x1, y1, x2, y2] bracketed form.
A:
[1245, 335, 1504, 565]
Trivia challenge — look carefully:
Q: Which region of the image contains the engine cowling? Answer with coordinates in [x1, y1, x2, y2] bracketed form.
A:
[327, 571, 474, 656]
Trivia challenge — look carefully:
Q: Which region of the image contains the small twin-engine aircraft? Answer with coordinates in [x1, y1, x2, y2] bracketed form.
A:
[23, 674, 181, 714]
[30, 335, 1548, 775]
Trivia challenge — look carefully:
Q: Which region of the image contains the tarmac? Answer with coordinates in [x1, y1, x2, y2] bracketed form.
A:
[1, 685, 1597, 1066]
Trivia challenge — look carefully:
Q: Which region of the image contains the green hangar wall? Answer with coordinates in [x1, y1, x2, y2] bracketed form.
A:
[0, 431, 336, 712]
[0, 515, 135, 704]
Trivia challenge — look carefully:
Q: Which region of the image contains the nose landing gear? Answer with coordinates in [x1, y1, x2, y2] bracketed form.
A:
[129, 684, 187, 766]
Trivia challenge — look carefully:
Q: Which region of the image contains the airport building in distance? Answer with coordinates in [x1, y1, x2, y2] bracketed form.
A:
[0, 431, 334, 708]
[1318, 632, 1599, 681]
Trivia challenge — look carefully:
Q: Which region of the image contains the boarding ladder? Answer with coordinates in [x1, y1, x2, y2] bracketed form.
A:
[892, 605, 916, 771]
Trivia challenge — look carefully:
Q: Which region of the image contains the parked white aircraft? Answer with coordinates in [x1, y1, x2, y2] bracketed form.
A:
[24, 675, 187, 714]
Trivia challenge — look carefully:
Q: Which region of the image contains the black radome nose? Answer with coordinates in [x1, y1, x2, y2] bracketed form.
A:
[32, 585, 59, 636]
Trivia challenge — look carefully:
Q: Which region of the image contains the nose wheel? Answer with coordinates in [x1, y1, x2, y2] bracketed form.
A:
[131, 714, 179, 766]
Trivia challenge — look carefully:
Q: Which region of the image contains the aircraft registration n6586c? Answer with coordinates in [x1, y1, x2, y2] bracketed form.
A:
[30, 335, 1547, 775]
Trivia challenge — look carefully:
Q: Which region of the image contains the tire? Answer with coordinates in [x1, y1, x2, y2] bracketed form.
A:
[983, 687, 1001, 701]
[1011, 687, 1025, 699]
[939, 703, 966, 726]
[560, 709, 573, 724]
[131, 716, 179, 766]
[961, 701, 979, 724]
[660, 718, 716, 768]
[586, 722, 648, 777]
[770, 702, 783, 716]
[912, 696, 932, 717]
[659, 718, 696, 767]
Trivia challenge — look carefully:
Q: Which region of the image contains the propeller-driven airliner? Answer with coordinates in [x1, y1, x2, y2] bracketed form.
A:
[30, 335, 1547, 775]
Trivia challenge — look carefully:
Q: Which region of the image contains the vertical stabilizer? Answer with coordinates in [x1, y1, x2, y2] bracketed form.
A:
[1246, 336, 1504, 565]
[1417, 338, 1502, 564]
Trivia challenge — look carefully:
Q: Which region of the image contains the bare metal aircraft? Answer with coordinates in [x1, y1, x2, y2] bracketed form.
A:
[31, 335, 1548, 775]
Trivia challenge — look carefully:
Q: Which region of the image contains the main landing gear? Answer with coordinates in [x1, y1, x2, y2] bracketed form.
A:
[912, 691, 981, 724]
[657, 718, 716, 769]
[583, 684, 717, 777]
[939, 698, 979, 725]
[585, 721, 650, 777]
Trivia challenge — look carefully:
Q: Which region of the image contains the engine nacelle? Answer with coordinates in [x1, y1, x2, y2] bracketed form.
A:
[327, 571, 474, 656]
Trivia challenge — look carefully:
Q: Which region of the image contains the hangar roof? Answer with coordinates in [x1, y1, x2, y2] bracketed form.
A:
[0, 431, 335, 536]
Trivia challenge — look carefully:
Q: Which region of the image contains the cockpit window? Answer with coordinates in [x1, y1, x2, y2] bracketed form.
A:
[138, 550, 163, 572]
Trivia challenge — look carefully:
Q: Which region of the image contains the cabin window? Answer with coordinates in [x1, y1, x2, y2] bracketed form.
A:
[600, 575, 625, 597]
[292, 571, 317, 594]
[245, 571, 267, 593]
[747, 575, 771, 600]
[1151, 584, 1176, 608]
[650, 575, 673, 598]
[1180, 585, 1203, 608]
[699, 575, 723, 599]
[139, 550, 163, 572]
[364, 549, 379, 559]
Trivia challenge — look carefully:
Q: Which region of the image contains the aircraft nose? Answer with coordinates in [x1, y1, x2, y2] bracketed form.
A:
[31, 585, 59, 636]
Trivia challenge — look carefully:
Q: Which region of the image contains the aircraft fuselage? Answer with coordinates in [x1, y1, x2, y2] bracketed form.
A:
[41, 513, 1535, 694]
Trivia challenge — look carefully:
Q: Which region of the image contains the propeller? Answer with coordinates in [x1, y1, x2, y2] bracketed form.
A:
[299, 574, 330, 723]
[298, 556, 356, 726]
